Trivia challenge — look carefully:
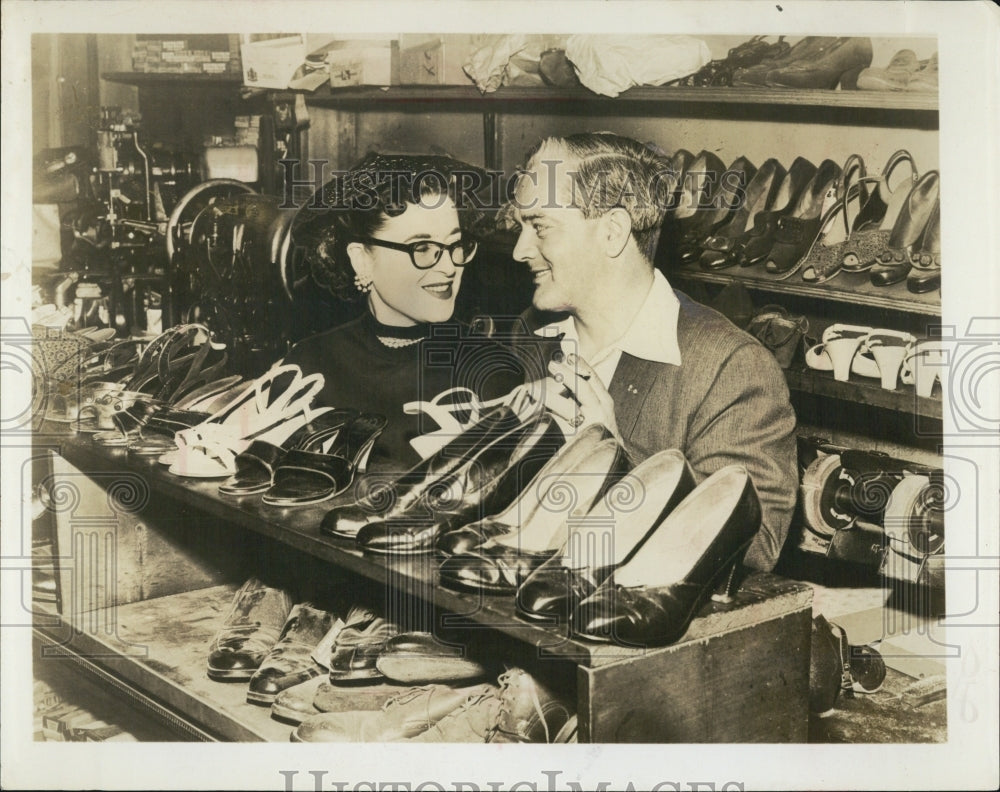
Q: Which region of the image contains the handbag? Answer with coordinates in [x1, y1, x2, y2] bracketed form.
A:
[747, 304, 810, 369]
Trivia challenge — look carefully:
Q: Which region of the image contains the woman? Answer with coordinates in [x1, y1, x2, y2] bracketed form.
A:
[282, 153, 529, 469]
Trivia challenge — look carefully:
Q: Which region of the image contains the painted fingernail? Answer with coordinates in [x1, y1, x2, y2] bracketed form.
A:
[566, 353, 576, 364]
[553, 373, 564, 384]
[552, 351, 564, 363]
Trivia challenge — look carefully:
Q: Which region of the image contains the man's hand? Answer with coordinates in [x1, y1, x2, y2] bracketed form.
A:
[543, 352, 621, 442]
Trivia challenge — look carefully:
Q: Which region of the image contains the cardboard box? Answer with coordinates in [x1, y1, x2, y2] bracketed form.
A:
[399, 34, 475, 85]
[325, 40, 398, 87]
[240, 35, 308, 89]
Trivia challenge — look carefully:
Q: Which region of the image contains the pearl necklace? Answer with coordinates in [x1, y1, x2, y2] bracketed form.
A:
[377, 335, 423, 348]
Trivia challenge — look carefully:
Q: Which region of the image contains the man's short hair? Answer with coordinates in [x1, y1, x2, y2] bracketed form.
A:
[525, 132, 672, 261]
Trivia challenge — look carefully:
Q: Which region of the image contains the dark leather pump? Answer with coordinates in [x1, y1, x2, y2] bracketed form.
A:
[355, 413, 563, 555]
[676, 156, 757, 264]
[699, 157, 787, 270]
[516, 448, 697, 624]
[906, 197, 941, 293]
[437, 423, 610, 557]
[735, 156, 817, 267]
[320, 405, 523, 540]
[570, 465, 762, 648]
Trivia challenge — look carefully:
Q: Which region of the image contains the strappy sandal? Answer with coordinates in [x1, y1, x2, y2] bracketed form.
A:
[841, 149, 919, 273]
[260, 412, 388, 506]
[403, 386, 508, 461]
[167, 365, 326, 478]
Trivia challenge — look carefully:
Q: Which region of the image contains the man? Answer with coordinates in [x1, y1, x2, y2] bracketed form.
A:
[508, 132, 797, 572]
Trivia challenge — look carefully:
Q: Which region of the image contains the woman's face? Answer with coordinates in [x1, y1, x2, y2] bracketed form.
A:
[350, 197, 465, 327]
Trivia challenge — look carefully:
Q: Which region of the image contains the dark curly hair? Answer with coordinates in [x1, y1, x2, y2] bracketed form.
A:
[298, 152, 492, 301]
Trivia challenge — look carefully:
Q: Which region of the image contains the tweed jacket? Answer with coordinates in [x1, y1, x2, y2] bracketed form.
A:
[517, 290, 798, 572]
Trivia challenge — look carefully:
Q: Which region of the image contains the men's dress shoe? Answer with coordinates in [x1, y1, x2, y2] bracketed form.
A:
[735, 157, 817, 267]
[516, 448, 696, 623]
[765, 37, 873, 89]
[270, 674, 329, 724]
[850, 643, 887, 693]
[327, 607, 399, 682]
[356, 413, 562, 555]
[408, 668, 573, 743]
[437, 439, 629, 594]
[571, 465, 761, 647]
[437, 423, 610, 556]
[321, 406, 523, 540]
[699, 158, 787, 270]
[207, 578, 293, 681]
[870, 170, 939, 287]
[375, 632, 486, 684]
[906, 198, 941, 294]
[764, 158, 842, 275]
[247, 603, 338, 704]
[292, 683, 490, 742]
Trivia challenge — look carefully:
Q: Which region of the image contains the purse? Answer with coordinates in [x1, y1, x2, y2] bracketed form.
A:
[747, 305, 810, 369]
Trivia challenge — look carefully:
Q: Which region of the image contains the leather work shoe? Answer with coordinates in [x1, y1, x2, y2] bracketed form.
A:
[571, 465, 761, 647]
[247, 603, 338, 704]
[375, 632, 487, 684]
[207, 578, 293, 681]
[291, 683, 490, 742]
[327, 606, 398, 682]
[408, 668, 573, 743]
[312, 679, 410, 713]
[270, 674, 328, 724]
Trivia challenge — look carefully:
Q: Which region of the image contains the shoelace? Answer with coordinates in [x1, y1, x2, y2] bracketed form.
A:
[491, 670, 551, 744]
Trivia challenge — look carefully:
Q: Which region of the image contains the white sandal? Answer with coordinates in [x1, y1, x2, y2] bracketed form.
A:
[167, 364, 325, 478]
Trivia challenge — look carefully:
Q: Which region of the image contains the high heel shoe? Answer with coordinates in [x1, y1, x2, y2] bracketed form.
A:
[699, 158, 787, 270]
[658, 150, 726, 269]
[841, 149, 919, 273]
[516, 448, 696, 623]
[436, 438, 629, 594]
[805, 324, 873, 382]
[570, 465, 761, 647]
[800, 156, 870, 283]
[764, 37, 873, 90]
[355, 413, 562, 554]
[869, 170, 940, 287]
[437, 423, 611, 556]
[321, 406, 527, 540]
[905, 194, 941, 293]
[261, 412, 388, 506]
[763, 158, 842, 275]
[734, 157, 817, 267]
[676, 156, 757, 265]
[734, 36, 838, 86]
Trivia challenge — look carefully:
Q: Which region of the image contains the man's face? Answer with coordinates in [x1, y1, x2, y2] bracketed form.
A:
[511, 147, 606, 315]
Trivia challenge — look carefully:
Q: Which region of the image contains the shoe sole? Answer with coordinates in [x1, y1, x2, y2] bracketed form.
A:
[206, 667, 257, 681]
[246, 690, 278, 705]
[270, 704, 318, 724]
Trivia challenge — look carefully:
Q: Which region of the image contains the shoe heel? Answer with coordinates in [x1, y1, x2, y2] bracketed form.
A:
[711, 543, 753, 604]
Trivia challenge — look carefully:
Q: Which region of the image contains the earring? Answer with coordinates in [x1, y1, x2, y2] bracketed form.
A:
[354, 273, 373, 293]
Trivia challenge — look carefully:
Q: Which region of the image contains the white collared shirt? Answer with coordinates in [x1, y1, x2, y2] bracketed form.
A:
[534, 268, 683, 387]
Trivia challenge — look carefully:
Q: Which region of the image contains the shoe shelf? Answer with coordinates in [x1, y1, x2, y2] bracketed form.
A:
[784, 367, 941, 420]
[44, 430, 812, 670]
[670, 263, 941, 316]
[102, 73, 938, 127]
[32, 586, 297, 742]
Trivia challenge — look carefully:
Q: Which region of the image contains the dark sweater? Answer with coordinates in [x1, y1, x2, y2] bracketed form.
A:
[282, 313, 527, 469]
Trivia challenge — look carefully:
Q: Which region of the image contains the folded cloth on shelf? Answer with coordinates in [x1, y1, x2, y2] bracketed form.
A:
[565, 34, 711, 97]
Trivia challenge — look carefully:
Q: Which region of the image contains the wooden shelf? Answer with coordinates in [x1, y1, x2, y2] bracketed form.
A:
[46, 431, 812, 671]
[784, 367, 941, 420]
[671, 263, 941, 315]
[102, 71, 243, 87]
[102, 72, 938, 126]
